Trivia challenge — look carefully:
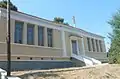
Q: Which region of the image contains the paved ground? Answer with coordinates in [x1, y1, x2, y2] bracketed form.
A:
[12, 64, 120, 79]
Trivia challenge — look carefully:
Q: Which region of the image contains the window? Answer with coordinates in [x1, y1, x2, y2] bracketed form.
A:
[14, 21, 23, 44]
[27, 24, 34, 45]
[91, 38, 95, 52]
[99, 40, 103, 52]
[47, 28, 53, 47]
[38, 26, 44, 46]
[87, 37, 91, 51]
[96, 40, 99, 52]
[72, 40, 78, 55]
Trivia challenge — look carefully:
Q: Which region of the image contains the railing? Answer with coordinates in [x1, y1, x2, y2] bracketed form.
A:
[72, 54, 101, 66]
[72, 54, 93, 66]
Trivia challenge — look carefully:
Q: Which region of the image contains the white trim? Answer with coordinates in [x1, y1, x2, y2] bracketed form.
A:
[1, 8, 61, 30]
[63, 26, 104, 40]
[61, 30, 67, 57]
[11, 20, 15, 43]
[70, 37, 79, 56]
[13, 43, 62, 50]
[0, 42, 62, 50]
[34, 25, 38, 45]
[0, 10, 1, 19]
[23, 22, 27, 44]
[0, 8, 104, 40]
[70, 36, 78, 40]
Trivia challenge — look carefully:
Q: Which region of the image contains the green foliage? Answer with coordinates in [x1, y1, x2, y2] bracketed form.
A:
[108, 10, 120, 64]
[53, 17, 69, 25]
[0, 0, 18, 11]
[54, 17, 64, 23]
[64, 22, 69, 26]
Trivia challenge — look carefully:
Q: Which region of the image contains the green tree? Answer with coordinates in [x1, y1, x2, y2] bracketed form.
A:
[0, 0, 18, 11]
[53, 17, 69, 25]
[54, 17, 64, 23]
[64, 22, 69, 26]
[108, 10, 120, 64]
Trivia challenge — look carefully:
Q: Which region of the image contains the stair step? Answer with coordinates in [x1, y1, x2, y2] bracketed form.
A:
[72, 54, 101, 66]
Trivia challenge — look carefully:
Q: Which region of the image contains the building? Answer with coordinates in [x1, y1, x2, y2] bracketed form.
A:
[0, 8, 107, 70]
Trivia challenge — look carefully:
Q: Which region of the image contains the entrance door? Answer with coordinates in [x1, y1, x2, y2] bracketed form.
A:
[71, 40, 78, 55]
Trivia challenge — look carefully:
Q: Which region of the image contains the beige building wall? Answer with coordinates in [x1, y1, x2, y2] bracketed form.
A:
[85, 51, 107, 61]
[77, 38, 84, 55]
[83, 36, 107, 60]
[65, 31, 71, 56]
[0, 16, 63, 58]
[53, 29, 62, 48]
[64, 31, 107, 60]
[83, 36, 88, 51]
[0, 16, 7, 42]
[0, 16, 15, 43]
[11, 18, 15, 43]
[83, 36, 106, 53]
[0, 42, 62, 57]
[0, 13, 107, 61]
[64, 31, 85, 56]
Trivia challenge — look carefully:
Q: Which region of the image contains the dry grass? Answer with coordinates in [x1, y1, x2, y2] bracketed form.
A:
[12, 64, 120, 79]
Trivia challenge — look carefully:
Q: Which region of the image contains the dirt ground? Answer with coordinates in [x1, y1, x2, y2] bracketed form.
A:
[12, 64, 120, 79]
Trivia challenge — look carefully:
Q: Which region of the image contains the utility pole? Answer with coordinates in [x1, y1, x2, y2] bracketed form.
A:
[7, 0, 11, 76]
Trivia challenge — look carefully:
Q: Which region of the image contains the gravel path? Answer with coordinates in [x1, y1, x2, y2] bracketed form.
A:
[12, 64, 120, 79]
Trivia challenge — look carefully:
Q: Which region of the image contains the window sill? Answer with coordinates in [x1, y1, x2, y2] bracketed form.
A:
[0, 42, 62, 50]
[12, 43, 62, 50]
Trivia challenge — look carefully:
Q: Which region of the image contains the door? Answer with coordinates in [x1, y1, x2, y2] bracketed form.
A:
[71, 40, 78, 55]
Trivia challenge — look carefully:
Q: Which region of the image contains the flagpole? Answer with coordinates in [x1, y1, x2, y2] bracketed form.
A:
[7, 0, 11, 76]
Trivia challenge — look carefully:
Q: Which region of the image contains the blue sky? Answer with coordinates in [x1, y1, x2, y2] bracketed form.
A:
[10, 0, 120, 51]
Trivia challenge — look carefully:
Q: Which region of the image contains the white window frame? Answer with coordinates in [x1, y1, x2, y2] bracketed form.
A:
[70, 36, 79, 56]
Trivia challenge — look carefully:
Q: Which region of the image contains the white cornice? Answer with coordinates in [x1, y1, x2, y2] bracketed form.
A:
[0, 8, 104, 40]
[0, 8, 61, 30]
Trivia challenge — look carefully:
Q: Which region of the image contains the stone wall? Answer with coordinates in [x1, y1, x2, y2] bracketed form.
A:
[0, 61, 74, 71]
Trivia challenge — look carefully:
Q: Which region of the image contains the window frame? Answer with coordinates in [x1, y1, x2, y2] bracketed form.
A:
[91, 38, 95, 52]
[87, 37, 91, 51]
[99, 40, 103, 52]
[96, 40, 99, 52]
[38, 26, 44, 46]
[47, 28, 53, 47]
[27, 23, 35, 45]
[14, 21, 24, 44]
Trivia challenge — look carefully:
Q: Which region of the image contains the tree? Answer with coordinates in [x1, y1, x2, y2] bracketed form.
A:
[53, 17, 69, 25]
[54, 17, 64, 23]
[108, 10, 120, 64]
[64, 22, 69, 25]
[0, 0, 18, 11]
